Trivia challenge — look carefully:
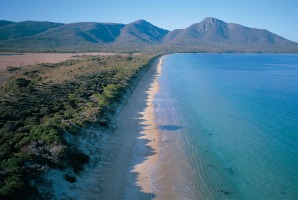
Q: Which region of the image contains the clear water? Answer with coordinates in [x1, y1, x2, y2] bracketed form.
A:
[154, 53, 298, 199]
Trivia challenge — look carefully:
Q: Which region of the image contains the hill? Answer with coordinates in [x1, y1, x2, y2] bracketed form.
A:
[111, 19, 169, 52]
[0, 20, 15, 28]
[162, 17, 298, 53]
[0, 21, 63, 41]
[0, 22, 124, 52]
[0, 17, 297, 53]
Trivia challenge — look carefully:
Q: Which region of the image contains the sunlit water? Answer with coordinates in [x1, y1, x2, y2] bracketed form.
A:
[152, 54, 298, 199]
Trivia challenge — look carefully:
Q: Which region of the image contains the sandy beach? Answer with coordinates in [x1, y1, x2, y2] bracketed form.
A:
[0, 52, 165, 199]
[45, 56, 165, 200]
[129, 56, 163, 196]
[92, 56, 163, 199]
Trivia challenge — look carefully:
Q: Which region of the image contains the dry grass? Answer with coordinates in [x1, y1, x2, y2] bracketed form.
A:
[0, 53, 116, 71]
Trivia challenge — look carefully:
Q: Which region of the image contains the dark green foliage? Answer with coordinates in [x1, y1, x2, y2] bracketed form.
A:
[0, 153, 31, 198]
[0, 175, 24, 196]
[30, 125, 62, 144]
[0, 54, 153, 198]
[6, 66, 21, 72]
[3, 77, 32, 92]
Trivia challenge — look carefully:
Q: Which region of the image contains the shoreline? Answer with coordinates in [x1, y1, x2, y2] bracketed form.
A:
[130, 56, 163, 195]
[42, 55, 164, 199]
[95, 56, 164, 199]
[0, 53, 157, 199]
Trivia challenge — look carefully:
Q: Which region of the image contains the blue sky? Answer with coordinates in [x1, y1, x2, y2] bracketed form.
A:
[1, 0, 298, 42]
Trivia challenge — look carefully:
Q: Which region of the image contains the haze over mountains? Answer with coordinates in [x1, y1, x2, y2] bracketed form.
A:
[0, 17, 297, 53]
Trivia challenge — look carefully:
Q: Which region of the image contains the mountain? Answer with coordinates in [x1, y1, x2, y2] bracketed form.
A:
[0, 17, 297, 53]
[162, 17, 297, 52]
[35, 22, 125, 43]
[113, 20, 169, 45]
[0, 20, 15, 27]
[0, 22, 125, 52]
[109, 19, 169, 52]
[0, 21, 63, 41]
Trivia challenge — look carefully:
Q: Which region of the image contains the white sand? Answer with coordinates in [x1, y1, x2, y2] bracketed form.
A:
[96, 56, 164, 199]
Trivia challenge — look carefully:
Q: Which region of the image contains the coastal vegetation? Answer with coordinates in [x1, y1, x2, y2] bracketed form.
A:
[0, 16, 297, 200]
[0, 54, 154, 199]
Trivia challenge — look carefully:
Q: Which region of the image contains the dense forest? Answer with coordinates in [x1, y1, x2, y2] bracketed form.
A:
[0, 54, 155, 199]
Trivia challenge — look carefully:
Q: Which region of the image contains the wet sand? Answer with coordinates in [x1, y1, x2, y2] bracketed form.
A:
[103, 55, 198, 200]
[129, 56, 163, 196]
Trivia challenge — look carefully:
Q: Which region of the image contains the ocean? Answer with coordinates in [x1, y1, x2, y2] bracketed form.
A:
[152, 54, 298, 199]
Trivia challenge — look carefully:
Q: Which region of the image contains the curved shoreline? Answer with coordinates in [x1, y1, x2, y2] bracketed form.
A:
[41, 55, 165, 199]
[131, 56, 164, 195]
[91, 55, 164, 199]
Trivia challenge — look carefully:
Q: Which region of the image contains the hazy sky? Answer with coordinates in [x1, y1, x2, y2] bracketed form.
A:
[1, 0, 297, 42]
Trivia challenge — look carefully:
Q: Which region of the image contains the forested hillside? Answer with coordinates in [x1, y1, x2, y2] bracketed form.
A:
[0, 18, 297, 53]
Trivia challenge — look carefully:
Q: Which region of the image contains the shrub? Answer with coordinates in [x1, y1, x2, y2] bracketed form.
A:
[0, 175, 24, 197]
[30, 125, 61, 144]
[6, 66, 21, 72]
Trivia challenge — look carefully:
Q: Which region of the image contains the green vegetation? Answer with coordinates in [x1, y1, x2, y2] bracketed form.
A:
[0, 54, 154, 199]
[0, 18, 298, 53]
[0, 21, 63, 41]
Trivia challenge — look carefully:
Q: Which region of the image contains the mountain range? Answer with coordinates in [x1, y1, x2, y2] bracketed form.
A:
[0, 17, 297, 53]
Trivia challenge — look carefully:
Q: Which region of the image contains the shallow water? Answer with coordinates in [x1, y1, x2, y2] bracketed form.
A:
[153, 53, 298, 199]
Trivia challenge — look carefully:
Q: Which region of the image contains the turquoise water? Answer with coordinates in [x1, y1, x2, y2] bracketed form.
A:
[154, 54, 298, 199]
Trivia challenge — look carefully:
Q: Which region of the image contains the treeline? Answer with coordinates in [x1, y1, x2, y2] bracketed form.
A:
[0, 54, 154, 199]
